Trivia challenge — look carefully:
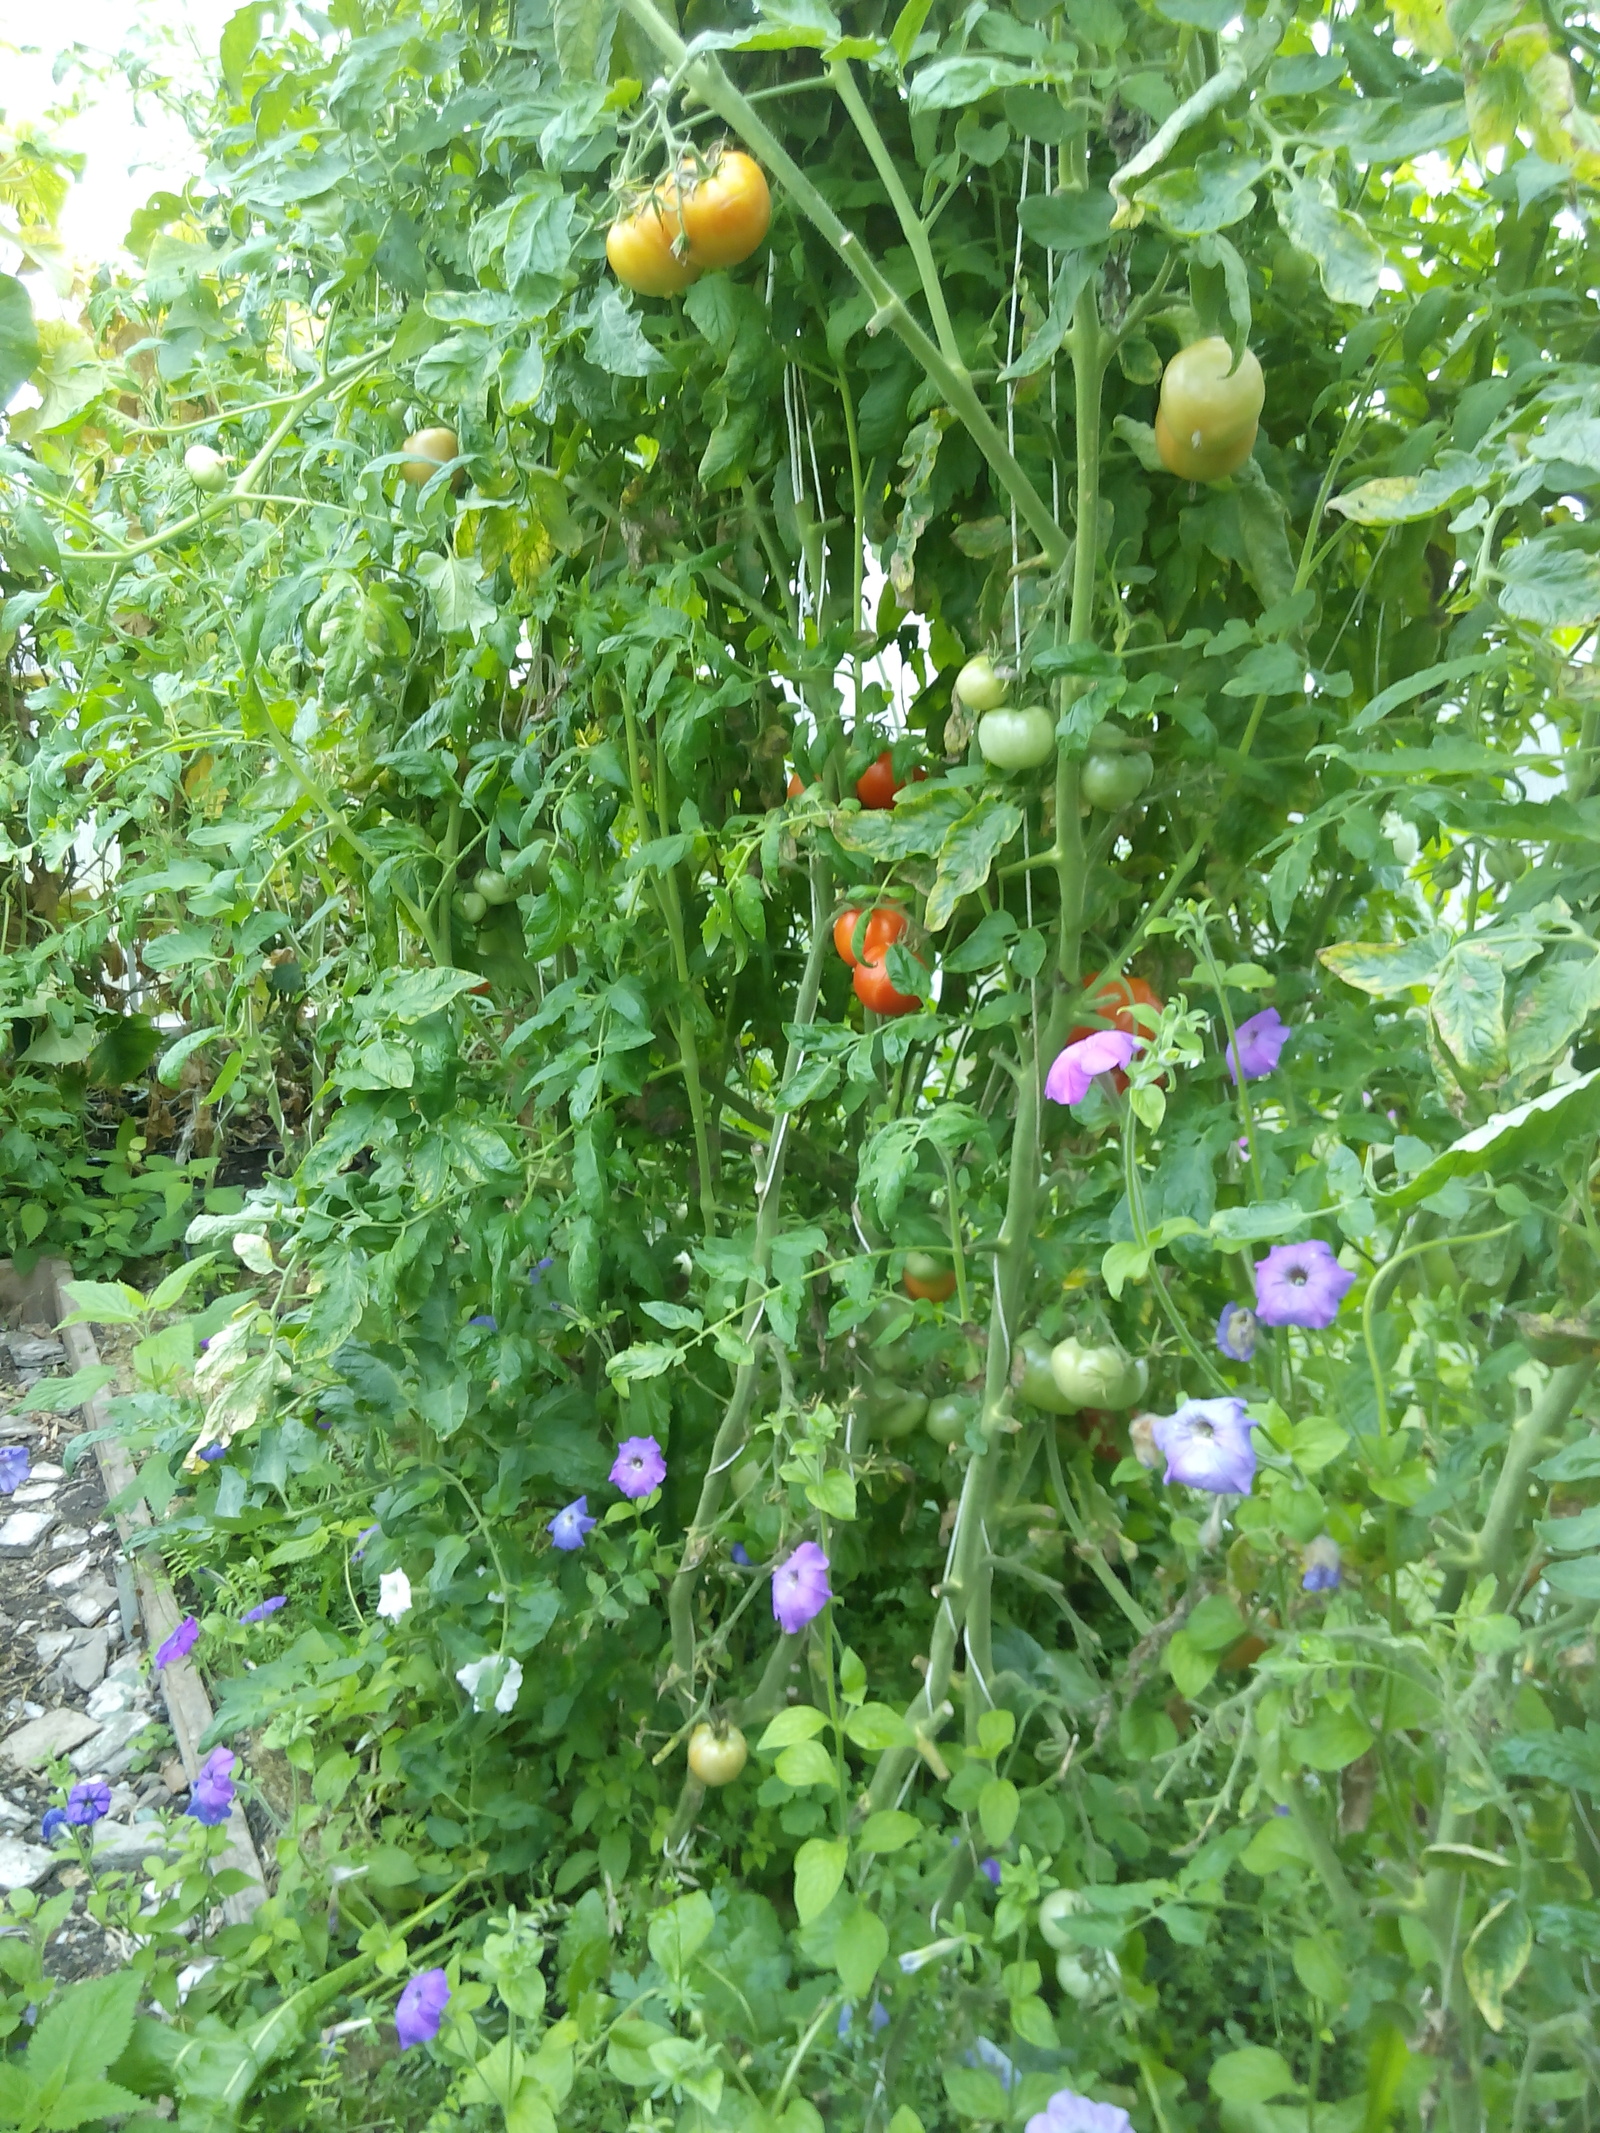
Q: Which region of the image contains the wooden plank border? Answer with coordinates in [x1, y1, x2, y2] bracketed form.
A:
[0, 1257, 267, 1924]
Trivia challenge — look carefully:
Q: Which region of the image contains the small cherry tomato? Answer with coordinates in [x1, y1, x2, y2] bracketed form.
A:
[866, 1382, 928, 1440]
[954, 654, 1007, 713]
[607, 192, 698, 296]
[1154, 338, 1264, 482]
[977, 706, 1055, 772]
[902, 1249, 957, 1304]
[400, 426, 460, 485]
[1049, 1337, 1147, 1412]
[1484, 844, 1527, 883]
[1038, 1888, 1083, 1950]
[925, 1393, 976, 1447]
[1081, 751, 1153, 809]
[687, 1721, 748, 1786]
[675, 150, 771, 270]
[184, 444, 228, 491]
[853, 955, 923, 1016]
[474, 868, 513, 906]
[457, 890, 488, 924]
[855, 751, 902, 810]
[1012, 1329, 1076, 1414]
[1067, 971, 1162, 1048]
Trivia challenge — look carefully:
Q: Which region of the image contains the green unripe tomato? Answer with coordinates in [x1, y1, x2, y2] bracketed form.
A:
[458, 890, 488, 924]
[977, 706, 1055, 772]
[954, 655, 1007, 713]
[1038, 1889, 1082, 1950]
[926, 1393, 977, 1448]
[474, 867, 514, 906]
[867, 1383, 929, 1441]
[1081, 751, 1153, 810]
[1049, 1337, 1146, 1412]
[1484, 844, 1527, 884]
[1012, 1329, 1077, 1414]
[184, 444, 228, 492]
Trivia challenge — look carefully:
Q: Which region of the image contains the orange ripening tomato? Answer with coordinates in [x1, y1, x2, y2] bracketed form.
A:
[675, 150, 771, 270]
[1067, 971, 1162, 1047]
[854, 954, 923, 1017]
[834, 905, 908, 967]
[902, 1250, 957, 1303]
[787, 772, 806, 798]
[855, 751, 900, 810]
[606, 191, 698, 296]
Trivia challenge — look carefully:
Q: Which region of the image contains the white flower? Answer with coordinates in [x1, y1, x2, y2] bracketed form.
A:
[376, 1569, 412, 1622]
[455, 1655, 522, 1714]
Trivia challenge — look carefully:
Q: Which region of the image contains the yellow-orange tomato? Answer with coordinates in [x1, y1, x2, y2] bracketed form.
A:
[687, 1722, 748, 1786]
[902, 1250, 957, 1304]
[606, 193, 698, 296]
[400, 426, 460, 485]
[676, 150, 771, 270]
[1154, 338, 1264, 482]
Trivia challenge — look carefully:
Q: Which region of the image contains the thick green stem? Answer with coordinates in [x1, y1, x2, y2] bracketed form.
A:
[1287, 1778, 1361, 1929]
[617, 0, 1067, 569]
[828, 60, 961, 365]
[1437, 1357, 1596, 1616]
[1051, 290, 1102, 986]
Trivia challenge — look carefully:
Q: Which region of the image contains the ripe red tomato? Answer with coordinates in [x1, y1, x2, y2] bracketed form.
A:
[855, 751, 901, 810]
[687, 1722, 748, 1786]
[787, 772, 806, 798]
[675, 151, 771, 270]
[902, 1250, 957, 1303]
[833, 905, 908, 967]
[853, 955, 922, 1016]
[607, 193, 697, 296]
[1067, 971, 1162, 1047]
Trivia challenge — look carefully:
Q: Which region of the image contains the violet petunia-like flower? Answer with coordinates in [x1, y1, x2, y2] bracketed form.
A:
[1026, 2091, 1134, 2133]
[156, 1616, 200, 1669]
[198, 1443, 227, 1463]
[395, 1967, 451, 2051]
[1151, 1397, 1258, 1495]
[549, 1496, 596, 1552]
[65, 1781, 111, 1827]
[1226, 1006, 1292, 1083]
[979, 1858, 1002, 1887]
[1045, 1029, 1139, 1107]
[610, 1435, 666, 1500]
[1302, 1535, 1342, 1593]
[352, 1523, 379, 1560]
[1254, 1240, 1355, 1329]
[40, 1808, 68, 1845]
[187, 1747, 236, 1827]
[0, 1447, 29, 1495]
[730, 1542, 751, 1567]
[1216, 1303, 1257, 1362]
[242, 1595, 287, 1623]
[772, 1541, 832, 1631]
[467, 1314, 497, 1331]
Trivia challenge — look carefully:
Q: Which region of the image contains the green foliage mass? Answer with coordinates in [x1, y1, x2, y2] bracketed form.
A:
[3, 0, 1600, 2125]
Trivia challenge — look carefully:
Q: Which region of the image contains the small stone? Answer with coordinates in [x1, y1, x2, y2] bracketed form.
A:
[34, 1629, 77, 1665]
[90, 1522, 111, 1537]
[58, 1631, 109, 1695]
[158, 1757, 188, 1796]
[64, 1579, 117, 1628]
[70, 1707, 157, 1777]
[0, 1792, 28, 1826]
[2, 1707, 99, 1769]
[30, 1464, 64, 1483]
[11, 1482, 59, 1506]
[91, 1820, 168, 1867]
[5, 1336, 64, 1373]
[0, 1510, 57, 1558]
[49, 1527, 90, 1552]
[86, 1676, 140, 1722]
[0, 1838, 57, 1891]
[44, 1553, 95, 1591]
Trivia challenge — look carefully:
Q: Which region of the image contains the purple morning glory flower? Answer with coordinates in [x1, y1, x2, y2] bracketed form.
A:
[65, 1781, 111, 1827]
[1045, 1029, 1139, 1107]
[40, 1809, 68, 1845]
[528, 1257, 554, 1284]
[1226, 1006, 1291, 1083]
[610, 1435, 666, 1499]
[731, 1542, 751, 1567]
[467, 1314, 497, 1330]
[186, 1747, 236, 1827]
[395, 1967, 450, 2050]
[242, 1595, 287, 1623]
[156, 1615, 200, 1669]
[773, 1541, 831, 1631]
[979, 1858, 1002, 1887]
[1026, 2091, 1134, 2133]
[1254, 1240, 1355, 1329]
[1302, 1535, 1341, 1592]
[198, 1443, 227, 1463]
[0, 1446, 29, 1494]
[549, 1496, 595, 1551]
[1216, 1303, 1257, 1362]
[1151, 1397, 1258, 1494]
[352, 1523, 379, 1559]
